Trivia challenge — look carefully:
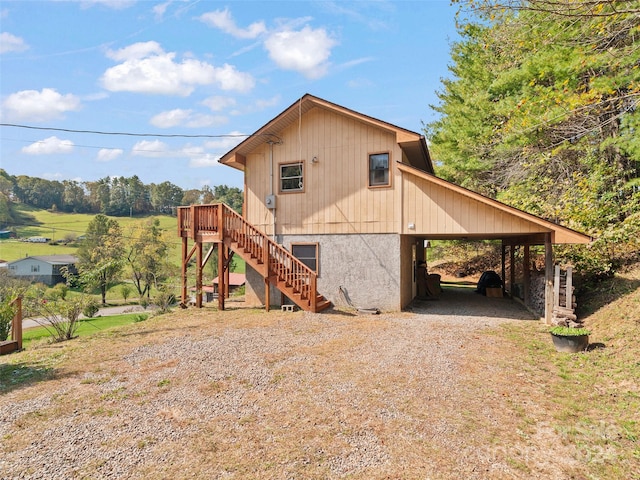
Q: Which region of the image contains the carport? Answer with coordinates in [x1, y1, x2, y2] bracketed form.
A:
[398, 163, 592, 322]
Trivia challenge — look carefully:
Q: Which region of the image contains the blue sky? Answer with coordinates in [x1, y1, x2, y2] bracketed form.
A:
[0, 0, 459, 191]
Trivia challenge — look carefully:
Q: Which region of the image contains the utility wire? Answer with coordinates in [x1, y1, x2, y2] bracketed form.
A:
[0, 123, 282, 140]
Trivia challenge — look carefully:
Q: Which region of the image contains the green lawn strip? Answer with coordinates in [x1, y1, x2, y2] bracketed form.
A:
[22, 313, 148, 346]
[496, 317, 640, 479]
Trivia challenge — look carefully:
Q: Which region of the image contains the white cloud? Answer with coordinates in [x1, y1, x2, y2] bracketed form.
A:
[254, 95, 281, 110]
[101, 42, 254, 95]
[212, 63, 254, 92]
[189, 154, 220, 168]
[150, 108, 227, 128]
[80, 0, 135, 9]
[1, 88, 81, 122]
[106, 41, 164, 61]
[0, 32, 28, 54]
[203, 131, 246, 151]
[131, 139, 170, 157]
[264, 26, 337, 79]
[153, 1, 171, 20]
[199, 8, 267, 39]
[202, 96, 236, 112]
[42, 172, 66, 181]
[97, 148, 123, 162]
[21, 137, 74, 155]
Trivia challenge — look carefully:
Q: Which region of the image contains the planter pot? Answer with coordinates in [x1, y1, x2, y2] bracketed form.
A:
[550, 333, 589, 353]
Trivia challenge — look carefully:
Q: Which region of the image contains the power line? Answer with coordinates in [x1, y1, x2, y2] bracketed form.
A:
[0, 123, 281, 141]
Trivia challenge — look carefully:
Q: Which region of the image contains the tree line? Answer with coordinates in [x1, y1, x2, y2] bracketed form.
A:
[427, 0, 640, 277]
[0, 169, 243, 226]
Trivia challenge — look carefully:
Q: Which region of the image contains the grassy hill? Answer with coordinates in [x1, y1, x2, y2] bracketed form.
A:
[0, 205, 245, 298]
[0, 204, 179, 263]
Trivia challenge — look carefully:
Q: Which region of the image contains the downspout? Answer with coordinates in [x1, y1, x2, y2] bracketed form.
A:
[269, 140, 276, 240]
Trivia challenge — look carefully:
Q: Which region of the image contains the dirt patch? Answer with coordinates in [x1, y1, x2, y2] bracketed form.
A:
[0, 292, 599, 478]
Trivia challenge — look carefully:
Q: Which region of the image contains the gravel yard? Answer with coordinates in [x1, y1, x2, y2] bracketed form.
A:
[0, 288, 585, 479]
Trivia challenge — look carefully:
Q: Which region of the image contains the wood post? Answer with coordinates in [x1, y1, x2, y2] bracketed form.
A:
[501, 242, 507, 296]
[510, 245, 516, 298]
[265, 277, 270, 312]
[196, 241, 203, 308]
[554, 265, 561, 308]
[310, 274, 317, 312]
[523, 244, 530, 307]
[218, 243, 225, 311]
[566, 266, 573, 308]
[181, 237, 188, 305]
[11, 296, 22, 351]
[544, 233, 554, 324]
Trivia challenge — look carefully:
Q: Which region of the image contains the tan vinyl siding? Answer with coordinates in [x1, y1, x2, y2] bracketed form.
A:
[244, 106, 401, 235]
[401, 173, 544, 236]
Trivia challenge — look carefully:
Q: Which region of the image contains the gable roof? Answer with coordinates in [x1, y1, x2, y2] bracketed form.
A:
[8, 255, 78, 266]
[212, 273, 246, 286]
[399, 163, 592, 244]
[219, 93, 433, 173]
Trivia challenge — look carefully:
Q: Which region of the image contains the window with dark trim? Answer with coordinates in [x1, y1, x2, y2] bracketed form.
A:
[291, 243, 318, 272]
[280, 162, 304, 192]
[369, 152, 390, 187]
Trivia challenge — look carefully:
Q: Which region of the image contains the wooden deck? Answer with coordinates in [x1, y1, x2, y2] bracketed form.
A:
[177, 203, 331, 313]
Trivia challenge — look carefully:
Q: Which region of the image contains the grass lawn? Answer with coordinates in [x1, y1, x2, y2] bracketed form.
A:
[1, 205, 246, 277]
[22, 312, 149, 347]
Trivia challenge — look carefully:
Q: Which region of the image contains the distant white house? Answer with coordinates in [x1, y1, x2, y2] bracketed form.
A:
[6, 255, 78, 286]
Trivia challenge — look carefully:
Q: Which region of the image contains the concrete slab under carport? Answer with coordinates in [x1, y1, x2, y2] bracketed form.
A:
[408, 232, 556, 323]
[407, 284, 538, 322]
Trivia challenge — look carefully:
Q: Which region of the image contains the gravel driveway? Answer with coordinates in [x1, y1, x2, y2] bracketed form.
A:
[1, 288, 580, 479]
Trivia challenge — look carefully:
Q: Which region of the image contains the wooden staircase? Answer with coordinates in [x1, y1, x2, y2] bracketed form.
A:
[178, 203, 331, 313]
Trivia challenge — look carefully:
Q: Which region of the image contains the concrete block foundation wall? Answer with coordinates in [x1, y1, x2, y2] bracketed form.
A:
[243, 234, 402, 312]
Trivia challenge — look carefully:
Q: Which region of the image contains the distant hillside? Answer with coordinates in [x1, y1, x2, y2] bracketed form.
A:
[0, 206, 178, 263]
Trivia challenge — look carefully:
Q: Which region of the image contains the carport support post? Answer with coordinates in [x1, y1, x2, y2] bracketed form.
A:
[544, 234, 554, 324]
[501, 242, 507, 296]
[509, 245, 516, 298]
[523, 245, 530, 308]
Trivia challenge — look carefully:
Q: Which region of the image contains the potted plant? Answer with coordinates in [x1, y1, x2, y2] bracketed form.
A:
[549, 326, 590, 353]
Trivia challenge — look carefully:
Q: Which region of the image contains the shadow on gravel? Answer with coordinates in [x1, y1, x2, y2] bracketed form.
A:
[408, 286, 538, 321]
[0, 361, 58, 395]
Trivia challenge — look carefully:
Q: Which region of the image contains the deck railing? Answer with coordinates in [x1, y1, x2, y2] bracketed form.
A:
[178, 204, 220, 238]
[179, 203, 318, 310]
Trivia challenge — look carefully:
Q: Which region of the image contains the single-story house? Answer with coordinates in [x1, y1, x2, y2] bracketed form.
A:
[178, 94, 591, 321]
[6, 254, 78, 286]
[213, 272, 246, 295]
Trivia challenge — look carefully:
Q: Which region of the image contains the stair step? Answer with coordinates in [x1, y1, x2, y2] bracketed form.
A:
[316, 299, 332, 312]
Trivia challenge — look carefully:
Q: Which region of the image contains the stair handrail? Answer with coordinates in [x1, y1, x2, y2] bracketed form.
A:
[220, 204, 318, 307]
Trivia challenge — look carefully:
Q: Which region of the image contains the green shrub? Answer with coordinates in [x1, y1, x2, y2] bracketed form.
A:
[549, 326, 591, 336]
[0, 300, 16, 342]
[153, 286, 175, 314]
[119, 284, 132, 302]
[82, 299, 100, 318]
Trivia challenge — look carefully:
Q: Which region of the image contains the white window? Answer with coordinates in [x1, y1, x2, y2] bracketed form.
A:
[280, 162, 304, 192]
